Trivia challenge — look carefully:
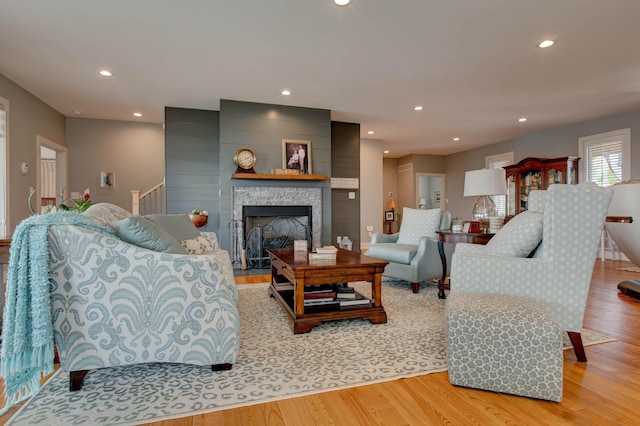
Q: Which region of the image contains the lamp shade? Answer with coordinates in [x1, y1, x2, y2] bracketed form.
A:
[463, 168, 508, 197]
[387, 198, 398, 209]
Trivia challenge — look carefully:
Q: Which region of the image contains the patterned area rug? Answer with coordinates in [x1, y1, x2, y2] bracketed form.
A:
[6, 279, 614, 425]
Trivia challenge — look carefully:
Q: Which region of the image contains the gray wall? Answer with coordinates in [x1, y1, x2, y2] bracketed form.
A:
[66, 118, 164, 210]
[218, 99, 332, 251]
[444, 108, 640, 220]
[331, 121, 360, 251]
[0, 72, 66, 232]
[164, 107, 220, 232]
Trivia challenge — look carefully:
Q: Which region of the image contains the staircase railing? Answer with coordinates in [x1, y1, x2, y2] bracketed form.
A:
[131, 178, 165, 215]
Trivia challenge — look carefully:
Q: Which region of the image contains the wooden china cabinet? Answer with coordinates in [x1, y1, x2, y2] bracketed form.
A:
[504, 157, 579, 220]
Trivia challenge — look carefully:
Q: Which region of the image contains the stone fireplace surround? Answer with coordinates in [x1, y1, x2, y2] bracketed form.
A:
[232, 187, 322, 267]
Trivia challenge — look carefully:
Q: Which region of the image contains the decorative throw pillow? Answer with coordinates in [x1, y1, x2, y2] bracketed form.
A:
[396, 207, 441, 245]
[110, 216, 187, 254]
[485, 211, 543, 257]
[145, 214, 200, 242]
[83, 203, 132, 225]
[180, 235, 216, 255]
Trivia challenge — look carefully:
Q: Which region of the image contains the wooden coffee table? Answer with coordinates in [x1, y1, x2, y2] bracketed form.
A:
[267, 248, 388, 333]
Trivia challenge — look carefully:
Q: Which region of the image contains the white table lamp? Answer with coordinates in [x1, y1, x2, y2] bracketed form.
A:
[463, 168, 508, 230]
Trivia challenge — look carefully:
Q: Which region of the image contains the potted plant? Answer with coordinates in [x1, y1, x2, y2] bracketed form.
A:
[188, 209, 208, 228]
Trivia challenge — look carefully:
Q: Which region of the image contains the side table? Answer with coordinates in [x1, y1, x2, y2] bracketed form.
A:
[436, 230, 493, 299]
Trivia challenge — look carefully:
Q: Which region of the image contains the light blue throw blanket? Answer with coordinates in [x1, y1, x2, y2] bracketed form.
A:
[0, 212, 115, 414]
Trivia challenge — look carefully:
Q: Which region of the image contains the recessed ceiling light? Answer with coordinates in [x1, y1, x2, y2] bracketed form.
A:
[368, 131, 374, 135]
[73, 110, 82, 115]
[414, 106, 423, 111]
[99, 69, 112, 77]
[281, 90, 291, 96]
[334, 0, 350, 5]
[453, 137, 460, 141]
[518, 117, 527, 122]
[538, 40, 555, 48]
[133, 112, 142, 117]
[383, 150, 389, 154]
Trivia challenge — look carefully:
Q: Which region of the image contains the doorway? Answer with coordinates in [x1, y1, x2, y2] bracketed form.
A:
[416, 173, 446, 210]
[36, 136, 67, 213]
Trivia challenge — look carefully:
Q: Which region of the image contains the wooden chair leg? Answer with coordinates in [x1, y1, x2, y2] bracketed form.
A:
[411, 282, 420, 293]
[567, 331, 587, 362]
[70, 370, 89, 391]
[212, 363, 233, 371]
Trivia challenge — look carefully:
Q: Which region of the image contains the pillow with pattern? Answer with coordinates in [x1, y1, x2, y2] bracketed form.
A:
[485, 211, 543, 257]
[180, 235, 216, 255]
[84, 203, 131, 225]
[397, 207, 441, 245]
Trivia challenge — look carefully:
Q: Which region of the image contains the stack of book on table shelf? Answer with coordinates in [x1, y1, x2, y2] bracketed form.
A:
[338, 292, 372, 309]
[304, 284, 338, 306]
[273, 279, 294, 291]
[334, 283, 372, 309]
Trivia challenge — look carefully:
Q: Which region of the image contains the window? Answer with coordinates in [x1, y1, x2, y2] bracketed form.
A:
[579, 129, 630, 186]
[485, 152, 513, 217]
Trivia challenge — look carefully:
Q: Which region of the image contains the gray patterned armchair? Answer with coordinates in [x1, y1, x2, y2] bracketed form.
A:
[48, 204, 241, 390]
[450, 184, 613, 361]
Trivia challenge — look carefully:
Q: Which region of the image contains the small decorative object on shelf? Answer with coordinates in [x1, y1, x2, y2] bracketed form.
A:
[233, 148, 257, 174]
[188, 209, 208, 228]
[339, 236, 352, 251]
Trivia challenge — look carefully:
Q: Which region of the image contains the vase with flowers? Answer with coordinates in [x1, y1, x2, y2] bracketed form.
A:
[58, 188, 94, 212]
[28, 187, 94, 215]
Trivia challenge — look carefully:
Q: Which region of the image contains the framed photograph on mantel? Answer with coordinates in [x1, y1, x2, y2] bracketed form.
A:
[282, 139, 312, 175]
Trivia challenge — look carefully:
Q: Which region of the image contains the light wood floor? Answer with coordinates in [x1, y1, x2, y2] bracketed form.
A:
[2, 260, 640, 425]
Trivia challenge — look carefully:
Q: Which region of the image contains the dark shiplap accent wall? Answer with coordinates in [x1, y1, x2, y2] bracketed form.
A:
[218, 100, 332, 251]
[164, 107, 220, 233]
[331, 121, 361, 252]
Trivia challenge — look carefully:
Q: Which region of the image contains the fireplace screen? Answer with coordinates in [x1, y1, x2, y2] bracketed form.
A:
[245, 217, 311, 268]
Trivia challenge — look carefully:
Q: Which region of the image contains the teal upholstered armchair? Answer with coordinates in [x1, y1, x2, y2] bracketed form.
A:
[366, 207, 454, 293]
[450, 184, 613, 361]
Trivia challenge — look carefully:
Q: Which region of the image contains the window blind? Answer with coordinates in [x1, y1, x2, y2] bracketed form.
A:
[585, 140, 623, 187]
[489, 160, 510, 216]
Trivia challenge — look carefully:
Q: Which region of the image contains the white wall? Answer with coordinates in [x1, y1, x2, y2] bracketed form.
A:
[360, 138, 383, 250]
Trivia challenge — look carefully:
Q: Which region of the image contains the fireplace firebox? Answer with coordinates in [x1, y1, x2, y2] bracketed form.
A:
[242, 205, 312, 268]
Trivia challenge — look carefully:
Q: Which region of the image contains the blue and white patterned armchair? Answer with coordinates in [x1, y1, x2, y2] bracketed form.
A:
[450, 184, 613, 361]
[48, 205, 241, 390]
[366, 207, 454, 293]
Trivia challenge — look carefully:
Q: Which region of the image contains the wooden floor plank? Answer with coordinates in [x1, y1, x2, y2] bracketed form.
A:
[2, 259, 640, 425]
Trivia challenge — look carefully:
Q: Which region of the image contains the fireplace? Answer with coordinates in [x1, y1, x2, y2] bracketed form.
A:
[232, 187, 323, 268]
[242, 205, 312, 268]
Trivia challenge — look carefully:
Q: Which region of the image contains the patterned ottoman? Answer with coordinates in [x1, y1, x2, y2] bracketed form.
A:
[445, 292, 563, 402]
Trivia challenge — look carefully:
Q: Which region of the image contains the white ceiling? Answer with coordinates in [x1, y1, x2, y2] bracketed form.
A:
[1, 0, 640, 157]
